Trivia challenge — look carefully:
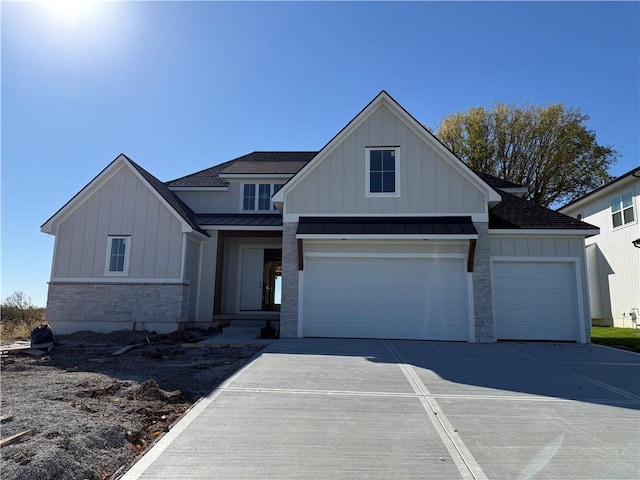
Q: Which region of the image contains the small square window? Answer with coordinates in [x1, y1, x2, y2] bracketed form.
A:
[105, 236, 130, 275]
[366, 147, 399, 197]
[610, 190, 635, 228]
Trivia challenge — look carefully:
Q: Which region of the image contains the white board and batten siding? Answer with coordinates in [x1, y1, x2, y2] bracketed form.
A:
[300, 241, 472, 341]
[52, 165, 184, 280]
[183, 236, 202, 320]
[284, 104, 487, 216]
[174, 184, 239, 214]
[490, 236, 589, 342]
[566, 181, 640, 327]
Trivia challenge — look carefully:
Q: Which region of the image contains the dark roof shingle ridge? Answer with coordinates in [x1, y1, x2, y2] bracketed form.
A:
[490, 189, 598, 231]
[124, 155, 207, 235]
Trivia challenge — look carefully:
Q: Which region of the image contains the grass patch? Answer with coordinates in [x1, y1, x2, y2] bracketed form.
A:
[591, 326, 640, 353]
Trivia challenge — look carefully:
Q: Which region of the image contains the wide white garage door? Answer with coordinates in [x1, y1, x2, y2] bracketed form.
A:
[493, 261, 579, 341]
[302, 256, 469, 340]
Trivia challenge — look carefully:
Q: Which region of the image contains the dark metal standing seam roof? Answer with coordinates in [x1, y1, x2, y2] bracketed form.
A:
[297, 216, 477, 235]
[196, 214, 283, 227]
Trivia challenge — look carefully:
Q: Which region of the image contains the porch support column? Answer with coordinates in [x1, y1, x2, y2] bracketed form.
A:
[472, 222, 494, 342]
[281, 222, 300, 337]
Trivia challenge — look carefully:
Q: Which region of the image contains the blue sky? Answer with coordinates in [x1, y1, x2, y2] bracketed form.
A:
[2, 1, 639, 307]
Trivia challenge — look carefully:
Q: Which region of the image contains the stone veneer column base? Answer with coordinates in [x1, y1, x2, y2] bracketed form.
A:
[472, 222, 495, 342]
[279, 222, 299, 338]
[45, 282, 190, 334]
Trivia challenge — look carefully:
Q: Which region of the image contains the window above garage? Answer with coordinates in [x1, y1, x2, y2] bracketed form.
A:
[365, 147, 400, 197]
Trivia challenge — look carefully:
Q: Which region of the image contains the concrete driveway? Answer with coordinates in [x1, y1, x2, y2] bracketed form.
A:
[122, 339, 640, 480]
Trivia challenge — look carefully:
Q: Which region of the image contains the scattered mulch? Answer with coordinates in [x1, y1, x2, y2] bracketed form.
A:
[0, 330, 263, 480]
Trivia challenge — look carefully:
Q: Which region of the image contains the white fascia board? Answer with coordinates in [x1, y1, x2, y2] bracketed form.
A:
[489, 229, 600, 236]
[273, 95, 389, 203]
[284, 212, 489, 223]
[218, 174, 294, 179]
[273, 92, 500, 205]
[297, 234, 478, 241]
[41, 156, 128, 234]
[558, 172, 640, 213]
[168, 186, 229, 192]
[500, 187, 528, 197]
[201, 225, 283, 231]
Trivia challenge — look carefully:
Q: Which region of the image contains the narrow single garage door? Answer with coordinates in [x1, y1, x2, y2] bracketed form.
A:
[302, 256, 469, 340]
[493, 261, 579, 341]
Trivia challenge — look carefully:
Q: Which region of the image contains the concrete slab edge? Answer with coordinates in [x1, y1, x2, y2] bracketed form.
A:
[118, 343, 270, 480]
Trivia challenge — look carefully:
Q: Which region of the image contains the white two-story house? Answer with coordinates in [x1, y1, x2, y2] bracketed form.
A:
[559, 167, 640, 328]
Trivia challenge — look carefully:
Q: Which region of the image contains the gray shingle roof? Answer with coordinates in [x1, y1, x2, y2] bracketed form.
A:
[126, 156, 207, 236]
[166, 152, 317, 187]
[219, 151, 317, 174]
[489, 190, 598, 231]
[165, 159, 236, 187]
[163, 150, 593, 233]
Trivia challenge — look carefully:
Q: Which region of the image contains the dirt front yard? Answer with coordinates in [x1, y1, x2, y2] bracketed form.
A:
[0, 330, 263, 480]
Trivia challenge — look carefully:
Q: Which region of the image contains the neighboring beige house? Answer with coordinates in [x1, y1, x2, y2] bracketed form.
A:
[559, 167, 640, 328]
[42, 91, 599, 342]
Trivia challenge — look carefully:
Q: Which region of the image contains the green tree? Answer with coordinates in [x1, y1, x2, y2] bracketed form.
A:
[436, 103, 617, 207]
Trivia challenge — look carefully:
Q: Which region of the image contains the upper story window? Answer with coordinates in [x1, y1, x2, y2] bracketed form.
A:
[611, 190, 635, 228]
[243, 184, 283, 211]
[365, 147, 400, 197]
[105, 236, 130, 275]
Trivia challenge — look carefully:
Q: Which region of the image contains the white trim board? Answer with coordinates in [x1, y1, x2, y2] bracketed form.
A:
[304, 252, 467, 259]
[489, 229, 598, 236]
[297, 234, 478, 241]
[49, 278, 186, 284]
[201, 226, 283, 232]
[273, 91, 501, 206]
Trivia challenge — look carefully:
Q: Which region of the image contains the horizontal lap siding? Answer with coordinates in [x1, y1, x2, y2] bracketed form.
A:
[489, 237, 585, 258]
[304, 241, 467, 255]
[53, 166, 183, 279]
[286, 105, 485, 215]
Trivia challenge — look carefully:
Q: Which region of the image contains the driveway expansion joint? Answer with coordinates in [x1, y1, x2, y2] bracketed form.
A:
[384, 341, 489, 480]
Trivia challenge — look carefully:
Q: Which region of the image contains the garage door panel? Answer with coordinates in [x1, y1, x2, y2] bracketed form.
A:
[493, 261, 578, 341]
[303, 256, 468, 341]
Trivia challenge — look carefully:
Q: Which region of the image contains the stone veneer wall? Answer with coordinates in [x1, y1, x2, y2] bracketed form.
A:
[46, 282, 190, 334]
[472, 222, 494, 342]
[279, 222, 299, 337]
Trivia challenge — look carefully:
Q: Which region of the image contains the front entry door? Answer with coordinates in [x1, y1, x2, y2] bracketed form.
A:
[240, 248, 264, 311]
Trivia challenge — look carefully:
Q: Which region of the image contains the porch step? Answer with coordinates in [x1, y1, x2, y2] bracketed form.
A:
[229, 320, 268, 329]
[220, 327, 262, 338]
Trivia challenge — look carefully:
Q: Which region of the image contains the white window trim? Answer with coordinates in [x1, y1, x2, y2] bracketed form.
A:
[240, 183, 283, 212]
[105, 236, 131, 276]
[611, 190, 637, 230]
[365, 147, 400, 198]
